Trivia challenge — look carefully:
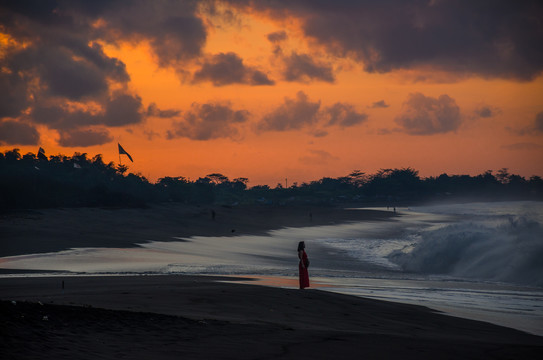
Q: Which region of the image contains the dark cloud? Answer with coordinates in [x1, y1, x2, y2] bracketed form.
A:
[250, 70, 275, 86]
[146, 103, 181, 118]
[0, 69, 30, 118]
[299, 149, 338, 165]
[311, 129, 328, 138]
[0, 0, 205, 77]
[324, 103, 368, 127]
[267, 31, 286, 55]
[97, 2, 207, 66]
[233, 0, 543, 80]
[1, 21, 129, 102]
[102, 93, 144, 127]
[258, 91, 321, 132]
[371, 100, 389, 109]
[36, 47, 109, 100]
[147, 16, 206, 67]
[474, 106, 500, 118]
[283, 52, 334, 83]
[266, 31, 335, 83]
[267, 30, 287, 43]
[535, 112, 543, 132]
[31, 103, 94, 130]
[29, 93, 145, 131]
[475, 107, 492, 118]
[59, 40, 129, 83]
[34, 0, 207, 67]
[167, 102, 249, 140]
[0, 120, 40, 145]
[144, 129, 161, 140]
[20, 41, 128, 100]
[0, 0, 204, 146]
[395, 93, 461, 135]
[57, 128, 113, 147]
[502, 142, 543, 151]
[0, 0, 146, 151]
[258, 92, 367, 134]
[201, 0, 241, 27]
[193, 52, 274, 86]
[507, 111, 543, 135]
[2, 42, 114, 123]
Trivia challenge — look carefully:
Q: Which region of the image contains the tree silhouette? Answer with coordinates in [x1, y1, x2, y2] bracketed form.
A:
[1, 148, 541, 212]
[116, 164, 129, 175]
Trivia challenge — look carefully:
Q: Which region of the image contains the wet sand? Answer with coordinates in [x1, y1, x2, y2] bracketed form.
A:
[0, 204, 395, 257]
[1, 275, 542, 359]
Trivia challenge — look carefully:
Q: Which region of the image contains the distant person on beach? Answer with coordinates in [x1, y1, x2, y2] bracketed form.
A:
[298, 241, 310, 289]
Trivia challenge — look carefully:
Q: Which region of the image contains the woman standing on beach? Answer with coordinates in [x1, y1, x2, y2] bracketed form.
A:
[298, 241, 310, 289]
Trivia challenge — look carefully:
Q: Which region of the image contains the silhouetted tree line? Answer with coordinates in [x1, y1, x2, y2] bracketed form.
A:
[1, 149, 542, 212]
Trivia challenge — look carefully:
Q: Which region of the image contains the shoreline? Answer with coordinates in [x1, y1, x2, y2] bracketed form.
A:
[0, 203, 396, 258]
[2, 203, 542, 358]
[1, 274, 542, 359]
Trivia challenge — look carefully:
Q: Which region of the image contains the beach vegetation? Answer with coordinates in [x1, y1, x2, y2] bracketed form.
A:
[1, 149, 542, 211]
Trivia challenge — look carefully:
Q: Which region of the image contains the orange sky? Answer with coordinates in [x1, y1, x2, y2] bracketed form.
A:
[1, 1, 542, 186]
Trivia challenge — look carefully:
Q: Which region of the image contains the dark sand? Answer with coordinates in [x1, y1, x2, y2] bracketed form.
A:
[1, 275, 542, 359]
[1, 205, 542, 359]
[0, 204, 395, 257]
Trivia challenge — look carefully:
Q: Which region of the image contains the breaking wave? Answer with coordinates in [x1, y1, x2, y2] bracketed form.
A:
[388, 216, 543, 287]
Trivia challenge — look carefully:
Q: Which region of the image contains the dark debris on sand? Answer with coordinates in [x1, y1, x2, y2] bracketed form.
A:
[2, 299, 543, 360]
[1, 300, 282, 360]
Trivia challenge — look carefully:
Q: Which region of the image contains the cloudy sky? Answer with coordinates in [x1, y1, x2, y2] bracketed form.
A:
[1, 0, 542, 185]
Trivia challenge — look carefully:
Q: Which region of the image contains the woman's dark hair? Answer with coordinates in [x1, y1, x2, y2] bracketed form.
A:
[297, 241, 305, 251]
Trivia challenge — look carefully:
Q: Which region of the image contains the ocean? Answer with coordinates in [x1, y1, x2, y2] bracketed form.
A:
[1, 201, 542, 335]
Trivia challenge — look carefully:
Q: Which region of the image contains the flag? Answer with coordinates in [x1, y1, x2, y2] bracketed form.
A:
[118, 143, 133, 162]
[37, 147, 47, 161]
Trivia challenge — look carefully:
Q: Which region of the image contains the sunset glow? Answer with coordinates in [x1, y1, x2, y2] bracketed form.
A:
[1, 1, 542, 185]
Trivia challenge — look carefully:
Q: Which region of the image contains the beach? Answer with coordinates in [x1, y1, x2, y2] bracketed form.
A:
[2, 275, 542, 359]
[1, 204, 542, 359]
[0, 204, 395, 257]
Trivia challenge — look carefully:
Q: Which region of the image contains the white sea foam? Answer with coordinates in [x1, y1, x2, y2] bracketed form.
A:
[388, 215, 543, 286]
[391, 202, 543, 285]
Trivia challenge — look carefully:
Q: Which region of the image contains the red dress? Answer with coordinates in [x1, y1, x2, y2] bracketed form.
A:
[298, 250, 310, 289]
